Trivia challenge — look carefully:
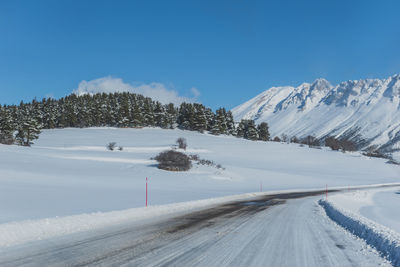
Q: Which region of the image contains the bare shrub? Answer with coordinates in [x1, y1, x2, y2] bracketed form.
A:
[362, 145, 389, 159]
[290, 136, 299, 144]
[154, 150, 192, 171]
[216, 164, 225, 170]
[0, 134, 14, 145]
[176, 137, 187, 150]
[198, 159, 214, 166]
[304, 135, 320, 148]
[281, 134, 289, 143]
[365, 145, 379, 154]
[189, 154, 224, 170]
[118, 146, 123, 151]
[107, 142, 117, 151]
[325, 136, 340, 151]
[340, 139, 356, 152]
[273, 136, 281, 142]
[189, 154, 200, 161]
[325, 136, 356, 152]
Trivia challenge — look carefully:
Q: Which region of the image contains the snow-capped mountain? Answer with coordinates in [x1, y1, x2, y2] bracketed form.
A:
[232, 74, 400, 152]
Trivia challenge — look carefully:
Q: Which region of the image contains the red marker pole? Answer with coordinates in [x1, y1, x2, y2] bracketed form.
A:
[146, 177, 148, 207]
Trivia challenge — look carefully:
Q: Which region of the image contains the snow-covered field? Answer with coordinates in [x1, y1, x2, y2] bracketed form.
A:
[1, 127, 400, 225]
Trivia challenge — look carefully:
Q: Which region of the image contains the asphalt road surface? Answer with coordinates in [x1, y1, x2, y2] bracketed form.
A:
[0, 191, 390, 267]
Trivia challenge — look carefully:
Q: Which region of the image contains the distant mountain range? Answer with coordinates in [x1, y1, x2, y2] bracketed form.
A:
[232, 74, 400, 152]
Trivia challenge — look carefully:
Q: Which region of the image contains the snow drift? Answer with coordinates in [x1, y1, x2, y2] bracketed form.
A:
[319, 199, 400, 266]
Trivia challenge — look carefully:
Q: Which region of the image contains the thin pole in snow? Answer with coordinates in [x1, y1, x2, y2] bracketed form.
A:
[326, 184, 328, 201]
[146, 177, 148, 207]
[260, 182, 262, 192]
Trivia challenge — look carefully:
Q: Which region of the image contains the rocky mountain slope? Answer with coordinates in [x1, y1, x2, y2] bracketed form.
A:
[232, 74, 400, 153]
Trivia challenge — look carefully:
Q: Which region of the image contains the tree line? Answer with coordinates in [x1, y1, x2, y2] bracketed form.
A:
[0, 92, 270, 145]
[271, 133, 357, 152]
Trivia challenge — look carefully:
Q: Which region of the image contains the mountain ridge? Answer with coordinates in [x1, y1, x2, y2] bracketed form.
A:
[232, 74, 400, 153]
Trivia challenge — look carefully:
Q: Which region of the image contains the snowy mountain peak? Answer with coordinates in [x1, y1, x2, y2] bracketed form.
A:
[385, 74, 400, 97]
[310, 78, 332, 91]
[232, 74, 400, 152]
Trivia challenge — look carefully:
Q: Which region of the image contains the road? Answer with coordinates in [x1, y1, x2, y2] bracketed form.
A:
[0, 191, 390, 267]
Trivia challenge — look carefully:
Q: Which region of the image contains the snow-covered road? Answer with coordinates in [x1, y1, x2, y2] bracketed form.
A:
[0, 192, 390, 267]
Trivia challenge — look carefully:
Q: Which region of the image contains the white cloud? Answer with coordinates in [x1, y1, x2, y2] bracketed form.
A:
[72, 76, 200, 105]
[190, 87, 201, 98]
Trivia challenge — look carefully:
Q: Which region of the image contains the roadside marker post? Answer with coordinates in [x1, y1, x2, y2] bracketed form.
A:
[326, 184, 328, 200]
[260, 182, 263, 192]
[146, 177, 148, 207]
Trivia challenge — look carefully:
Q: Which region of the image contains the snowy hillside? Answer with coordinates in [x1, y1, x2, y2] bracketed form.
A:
[0, 127, 399, 225]
[232, 74, 400, 153]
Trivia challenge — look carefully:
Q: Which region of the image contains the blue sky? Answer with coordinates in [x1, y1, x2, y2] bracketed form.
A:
[1, 0, 400, 109]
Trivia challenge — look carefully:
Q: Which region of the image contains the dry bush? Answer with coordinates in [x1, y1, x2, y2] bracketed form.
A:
[176, 137, 187, 150]
[325, 136, 356, 152]
[154, 150, 192, 171]
[107, 142, 117, 151]
[273, 136, 281, 142]
[189, 154, 200, 161]
[325, 137, 340, 151]
[290, 136, 299, 144]
[362, 145, 389, 159]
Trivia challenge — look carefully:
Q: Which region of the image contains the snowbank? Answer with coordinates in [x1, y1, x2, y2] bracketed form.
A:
[326, 189, 400, 233]
[319, 199, 400, 266]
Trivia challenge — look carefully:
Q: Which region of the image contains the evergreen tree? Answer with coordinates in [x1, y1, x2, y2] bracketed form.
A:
[102, 95, 114, 126]
[236, 120, 246, 138]
[56, 99, 67, 128]
[131, 99, 143, 127]
[178, 103, 195, 130]
[0, 108, 15, 144]
[211, 108, 228, 135]
[142, 98, 155, 126]
[15, 117, 41, 146]
[210, 116, 220, 135]
[204, 108, 214, 131]
[165, 103, 177, 129]
[236, 119, 258, 140]
[42, 98, 57, 129]
[153, 102, 165, 128]
[118, 93, 131, 127]
[246, 120, 259, 140]
[257, 122, 270, 141]
[65, 95, 79, 127]
[225, 111, 236, 135]
[193, 104, 207, 132]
